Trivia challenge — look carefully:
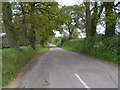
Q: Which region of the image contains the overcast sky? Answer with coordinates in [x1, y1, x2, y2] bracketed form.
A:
[56, 0, 81, 6]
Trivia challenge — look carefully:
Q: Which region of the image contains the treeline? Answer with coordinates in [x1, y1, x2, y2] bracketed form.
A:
[52, 1, 120, 43]
[2, 2, 68, 49]
[61, 2, 119, 39]
[52, 1, 120, 64]
[2, 1, 120, 49]
[2, 2, 60, 85]
[2, 1, 120, 63]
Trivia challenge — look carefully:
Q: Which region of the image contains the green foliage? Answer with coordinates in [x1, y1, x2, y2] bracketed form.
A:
[61, 5, 85, 39]
[2, 1, 119, 88]
[52, 37, 61, 45]
[2, 2, 67, 48]
[2, 45, 49, 86]
[58, 36, 119, 64]
[59, 36, 69, 46]
[2, 2, 18, 48]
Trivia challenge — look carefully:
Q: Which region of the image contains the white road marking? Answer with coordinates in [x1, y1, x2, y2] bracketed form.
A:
[75, 74, 90, 88]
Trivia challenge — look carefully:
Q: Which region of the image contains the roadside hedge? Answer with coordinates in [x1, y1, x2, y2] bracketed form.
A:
[59, 35, 119, 64]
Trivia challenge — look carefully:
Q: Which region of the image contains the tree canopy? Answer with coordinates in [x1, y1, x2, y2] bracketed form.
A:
[2, 1, 120, 49]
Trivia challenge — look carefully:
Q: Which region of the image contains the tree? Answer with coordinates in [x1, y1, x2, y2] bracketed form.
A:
[84, 2, 104, 37]
[103, 2, 117, 36]
[84, 2, 91, 37]
[2, 2, 18, 48]
[19, 2, 29, 46]
[10, 2, 64, 48]
[62, 5, 85, 40]
[91, 2, 104, 36]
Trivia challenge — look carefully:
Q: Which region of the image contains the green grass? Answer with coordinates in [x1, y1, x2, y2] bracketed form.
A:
[0, 49, 2, 87]
[2, 45, 49, 86]
[60, 45, 118, 64]
[60, 46, 75, 51]
[58, 36, 119, 65]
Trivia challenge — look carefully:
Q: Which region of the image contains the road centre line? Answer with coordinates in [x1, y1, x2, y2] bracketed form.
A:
[75, 74, 90, 88]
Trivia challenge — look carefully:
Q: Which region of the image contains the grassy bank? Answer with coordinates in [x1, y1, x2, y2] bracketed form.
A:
[2, 45, 49, 86]
[58, 36, 119, 65]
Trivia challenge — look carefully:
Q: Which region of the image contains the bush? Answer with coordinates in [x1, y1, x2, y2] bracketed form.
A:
[59, 35, 119, 64]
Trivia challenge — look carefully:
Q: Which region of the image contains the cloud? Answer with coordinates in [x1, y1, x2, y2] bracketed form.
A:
[56, 0, 82, 6]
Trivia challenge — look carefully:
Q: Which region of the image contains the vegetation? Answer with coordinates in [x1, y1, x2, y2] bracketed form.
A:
[61, 5, 85, 40]
[2, 45, 49, 86]
[2, 2, 66, 86]
[51, 1, 119, 65]
[56, 36, 119, 64]
[2, 2, 67, 48]
[1, 1, 120, 87]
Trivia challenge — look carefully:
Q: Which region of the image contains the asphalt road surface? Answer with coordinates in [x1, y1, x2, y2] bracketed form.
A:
[17, 45, 118, 88]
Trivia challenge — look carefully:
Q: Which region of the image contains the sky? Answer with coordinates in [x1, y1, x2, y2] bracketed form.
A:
[56, 0, 81, 6]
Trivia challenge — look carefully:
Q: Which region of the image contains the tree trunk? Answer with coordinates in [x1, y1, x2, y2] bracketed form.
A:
[31, 27, 36, 49]
[84, 2, 91, 38]
[68, 29, 74, 40]
[2, 2, 18, 48]
[30, 3, 36, 49]
[91, 2, 98, 36]
[21, 13, 29, 46]
[104, 2, 116, 36]
[20, 2, 29, 46]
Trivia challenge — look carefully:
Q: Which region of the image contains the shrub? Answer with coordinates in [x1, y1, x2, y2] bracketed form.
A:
[59, 35, 118, 64]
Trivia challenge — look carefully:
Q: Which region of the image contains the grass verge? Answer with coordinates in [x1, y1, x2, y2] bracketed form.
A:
[59, 45, 118, 65]
[2, 45, 49, 86]
[57, 36, 119, 65]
